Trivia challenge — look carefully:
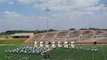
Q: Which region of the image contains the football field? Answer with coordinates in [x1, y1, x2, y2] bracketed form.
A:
[0, 44, 107, 60]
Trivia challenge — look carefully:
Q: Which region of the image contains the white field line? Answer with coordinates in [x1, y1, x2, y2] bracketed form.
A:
[55, 49, 71, 60]
[92, 52, 95, 60]
[57, 48, 76, 60]
[100, 45, 107, 60]
[79, 51, 84, 60]
[0, 44, 14, 46]
[70, 49, 80, 58]
[69, 48, 80, 60]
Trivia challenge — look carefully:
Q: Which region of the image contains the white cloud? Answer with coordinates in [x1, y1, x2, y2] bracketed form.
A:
[0, 0, 15, 5]
[0, 10, 49, 31]
[17, 0, 36, 4]
[71, 0, 99, 7]
[3, 11, 23, 18]
[33, 0, 102, 19]
[8, 1, 14, 4]
[0, 0, 107, 31]
[33, 0, 100, 11]
[0, 0, 6, 3]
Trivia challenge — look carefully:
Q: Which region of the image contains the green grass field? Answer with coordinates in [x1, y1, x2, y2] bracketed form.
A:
[0, 39, 25, 44]
[0, 44, 107, 60]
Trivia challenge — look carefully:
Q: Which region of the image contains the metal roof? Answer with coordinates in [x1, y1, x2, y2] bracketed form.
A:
[11, 33, 34, 36]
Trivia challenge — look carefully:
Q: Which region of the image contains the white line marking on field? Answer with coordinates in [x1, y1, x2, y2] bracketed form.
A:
[70, 48, 79, 58]
[79, 51, 84, 60]
[100, 45, 107, 60]
[92, 52, 95, 60]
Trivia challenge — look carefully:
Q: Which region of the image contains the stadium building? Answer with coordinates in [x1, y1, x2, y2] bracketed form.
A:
[11, 33, 34, 38]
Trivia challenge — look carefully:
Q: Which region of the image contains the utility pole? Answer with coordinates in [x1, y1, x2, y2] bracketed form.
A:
[45, 8, 50, 33]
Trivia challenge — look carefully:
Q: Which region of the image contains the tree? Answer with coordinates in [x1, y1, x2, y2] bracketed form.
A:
[88, 28, 99, 30]
[48, 29, 56, 32]
[69, 28, 75, 30]
[79, 28, 87, 30]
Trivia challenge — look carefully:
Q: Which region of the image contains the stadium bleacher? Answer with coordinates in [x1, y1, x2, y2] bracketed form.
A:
[56, 31, 68, 38]
[82, 30, 94, 38]
[69, 31, 80, 38]
[25, 30, 107, 44]
[44, 32, 56, 38]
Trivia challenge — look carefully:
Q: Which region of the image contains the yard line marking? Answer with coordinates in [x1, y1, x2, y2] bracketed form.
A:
[50, 48, 61, 59]
[68, 48, 80, 59]
[100, 45, 107, 60]
[56, 49, 70, 60]
[79, 51, 84, 60]
[70, 48, 80, 58]
[92, 45, 95, 60]
[92, 52, 95, 60]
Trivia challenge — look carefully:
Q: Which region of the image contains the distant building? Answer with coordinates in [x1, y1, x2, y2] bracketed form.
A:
[11, 33, 34, 38]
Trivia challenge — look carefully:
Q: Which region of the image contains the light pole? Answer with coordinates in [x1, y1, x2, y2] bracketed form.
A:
[104, 3, 107, 7]
[45, 8, 50, 33]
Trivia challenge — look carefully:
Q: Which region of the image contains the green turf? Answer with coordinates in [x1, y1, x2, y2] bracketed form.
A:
[0, 39, 25, 44]
[0, 44, 107, 60]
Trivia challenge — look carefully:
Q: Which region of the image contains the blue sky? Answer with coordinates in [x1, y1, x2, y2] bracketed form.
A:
[0, 0, 107, 32]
